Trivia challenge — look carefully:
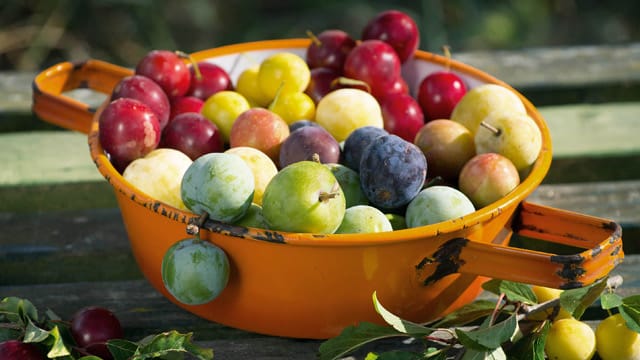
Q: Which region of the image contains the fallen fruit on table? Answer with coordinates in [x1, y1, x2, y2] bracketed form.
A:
[262, 160, 345, 233]
[70, 306, 123, 359]
[0, 297, 214, 360]
[162, 237, 230, 305]
[530, 285, 572, 321]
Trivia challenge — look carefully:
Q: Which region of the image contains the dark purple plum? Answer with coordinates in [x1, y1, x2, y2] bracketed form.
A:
[342, 126, 388, 171]
[359, 134, 427, 209]
[0, 340, 46, 360]
[289, 119, 324, 133]
[160, 112, 224, 160]
[279, 126, 341, 168]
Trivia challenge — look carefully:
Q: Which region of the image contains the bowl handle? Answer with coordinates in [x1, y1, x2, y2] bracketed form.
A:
[421, 201, 624, 290]
[32, 59, 133, 134]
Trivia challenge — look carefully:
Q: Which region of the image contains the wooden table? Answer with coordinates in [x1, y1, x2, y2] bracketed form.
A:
[1, 43, 639, 359]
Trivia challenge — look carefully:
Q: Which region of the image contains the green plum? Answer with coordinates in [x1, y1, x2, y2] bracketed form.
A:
[161, 238, 230, 305]
[335, 205, 393, 234]
[181, 152, 254, 223]
[233, 203, 268, 229]
[405, 185, 475, 227]
[262, 160, 346, 233]
[325, 163, 369, 208]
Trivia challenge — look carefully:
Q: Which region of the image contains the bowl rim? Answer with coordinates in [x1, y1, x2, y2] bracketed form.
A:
[89, 38, 553, 247]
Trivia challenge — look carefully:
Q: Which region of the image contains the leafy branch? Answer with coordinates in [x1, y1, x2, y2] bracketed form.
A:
[319, 275, 640, 360]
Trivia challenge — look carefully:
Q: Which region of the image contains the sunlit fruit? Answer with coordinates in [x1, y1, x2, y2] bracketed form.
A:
[458, 153, 520, 209]
[335, 205, 393, 234]
[160, 111, 224, 160]
[359, 134, 427, 210]
[343, 39, 402, 100]
[111, 74, 171, 130]
[235, 65, 272, 107]
[417, 68, 467, 121]
[123, 148, 193, 210]
[279, 125, 341, 168]
[161, 238, 230, 305]
[98, 97, 161, 173]
[135, 49, 191, 98]
[530, 285, 572, 321]
[595, 313, 640, 360]
[361, 9, 420, 63]
[181, 152, 254, 223]
[315, 88, 384, 142]
[225, 146, 278, 206]
[405, 185, 475, 227]
[268, 90, 316, 125]
[201, 90, 251, 142]
[474, 111, 542, 177]
[380, 92, 425, 142]
[229, 107, 290, 164]
[544, 317, 596, 360]
[325, 163, 369, 208]
[305, 29, 356, 71]
[262, 160, 345, 234]
[187, 61, 233, 100]
[450, 83, 526, 135]
[258, 52, 311, 101]
[413, 119, 475, 182]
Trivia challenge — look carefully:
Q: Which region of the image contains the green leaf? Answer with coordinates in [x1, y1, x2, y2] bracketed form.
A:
[132, 330, 212, 360]
[461, 346, 507, 360]
[505, 320, 550, 360]
[432, 300, 497, 328]
[455, 313, 519, 351]
[501, 282, 537, 304]
[108, 338, 139, 360]
[600, 292, 623, 310]
[46, 325, 72, 358]
[0, 297, 37, 325]
[78, 356, 103, 360]
[619, 295, 640, 332]
[23, 317, 50, 343]
[560, 279, 607, 319]
[373, 292, 431, 336]
[319, 322, 407, 360]
[0, 327, 21, 342]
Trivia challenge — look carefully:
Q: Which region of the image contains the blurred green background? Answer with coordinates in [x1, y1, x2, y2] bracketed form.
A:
[1, 0, 638, 71]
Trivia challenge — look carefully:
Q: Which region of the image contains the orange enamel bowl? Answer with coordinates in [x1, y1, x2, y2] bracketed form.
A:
[32, 39, 623, 339]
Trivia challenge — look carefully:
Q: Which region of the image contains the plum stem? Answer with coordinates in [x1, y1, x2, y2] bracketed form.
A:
[318, 182, 341, 202]
[306, 30, 322, 46]
[480, 121, 502, 137]
[176, 50, 202, 80]
[442, 45, 452, 72]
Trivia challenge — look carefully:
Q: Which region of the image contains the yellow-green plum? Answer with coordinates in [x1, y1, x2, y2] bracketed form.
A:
[181, 152, 254, 223]
[201, 90, 250, 143]
[474, 111, 542, 177]
[405, 185, 475, 228]
[258, 52, 311, 101]
[458, 153, 520, 209]
[450, 84, 526, 135]
[225, 146, 278, 206]
[233, 203, 268, 229]
[335, 205, 393, 234]
[315, 88, 384, 142]
[262, 160, 345, 234]
[122, 148, 193, 211]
